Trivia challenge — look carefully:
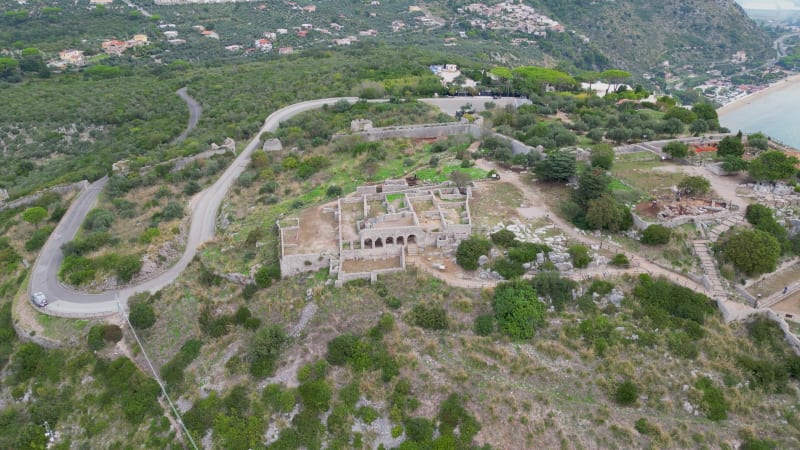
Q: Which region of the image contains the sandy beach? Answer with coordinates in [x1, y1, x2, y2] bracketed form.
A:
[717, 71, 800, 116]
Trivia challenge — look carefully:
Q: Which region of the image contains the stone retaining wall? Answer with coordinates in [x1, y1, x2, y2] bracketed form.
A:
[332, 121, 538, 156]
[0, 180, 89, 212]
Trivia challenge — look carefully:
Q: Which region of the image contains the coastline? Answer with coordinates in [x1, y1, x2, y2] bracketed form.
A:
[717, 71, 800, 116]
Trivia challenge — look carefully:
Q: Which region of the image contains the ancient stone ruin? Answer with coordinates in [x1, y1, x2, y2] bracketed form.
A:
[277, 179, 472, 285]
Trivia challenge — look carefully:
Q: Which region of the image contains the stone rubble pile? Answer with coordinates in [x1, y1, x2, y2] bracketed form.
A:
[474, 219, 607, 279]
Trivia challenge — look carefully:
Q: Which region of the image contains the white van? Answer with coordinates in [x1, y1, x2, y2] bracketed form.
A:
[32, 292, 48, 307]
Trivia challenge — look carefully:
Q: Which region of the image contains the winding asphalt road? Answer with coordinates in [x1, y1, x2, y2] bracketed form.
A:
[30, 96, 362, 316]
[173, 88, 202, 144]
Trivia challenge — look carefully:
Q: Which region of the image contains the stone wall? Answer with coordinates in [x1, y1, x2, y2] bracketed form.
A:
[333, 122, 481, 142]
[341, 246, 404, 260]
[0, 180, 89, 212]
[333, 122, 539, 157]
[335, 249, 406, 287]
[279, 253, 331, 278]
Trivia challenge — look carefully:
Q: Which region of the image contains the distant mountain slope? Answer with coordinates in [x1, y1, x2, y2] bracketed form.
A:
[533, 0, 772, 71]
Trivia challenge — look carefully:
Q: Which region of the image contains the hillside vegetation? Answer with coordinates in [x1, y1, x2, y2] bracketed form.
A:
[535, 0, 772, 71]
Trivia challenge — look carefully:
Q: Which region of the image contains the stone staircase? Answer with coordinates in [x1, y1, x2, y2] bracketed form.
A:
[691, 213, 745, 300]
[691, 239, 727, 300]
[706, 213, 745, 241]
[406, 244, 419, 256]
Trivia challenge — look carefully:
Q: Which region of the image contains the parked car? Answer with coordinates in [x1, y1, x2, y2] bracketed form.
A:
[32, 292, 48, 307]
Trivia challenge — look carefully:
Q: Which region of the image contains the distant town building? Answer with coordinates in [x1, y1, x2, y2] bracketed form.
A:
[164, 30, 179, 39]
[89, 0, 113, 4]
[302, 5, 316, 12]
[254, 39, 273, 51]
[279, 47, 294, 55]
[59, 49, 85, 66]
[101, 40, 128, 55]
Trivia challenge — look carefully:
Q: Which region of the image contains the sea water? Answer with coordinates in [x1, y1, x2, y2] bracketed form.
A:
[719, 84, 800, 149]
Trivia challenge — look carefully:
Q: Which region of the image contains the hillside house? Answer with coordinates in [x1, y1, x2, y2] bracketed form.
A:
[58, 49, 85, 66]
[254, 39, 273, 51]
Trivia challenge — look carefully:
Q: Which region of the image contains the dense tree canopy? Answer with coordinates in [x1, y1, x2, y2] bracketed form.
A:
[535, 150, 576, 182]
[717, 136, 745, 158]
[748, 151, 798, 182]
[722, 229, 781, 276]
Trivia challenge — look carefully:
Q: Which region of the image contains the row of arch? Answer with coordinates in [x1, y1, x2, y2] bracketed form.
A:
[363, 234, 417, 249]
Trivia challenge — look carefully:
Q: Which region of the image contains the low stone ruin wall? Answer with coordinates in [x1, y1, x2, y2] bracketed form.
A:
[279, 253, 331, 278]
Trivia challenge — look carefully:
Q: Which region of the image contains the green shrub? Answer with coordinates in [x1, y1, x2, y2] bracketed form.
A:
[695, 377, 728, 421]
[492, 257, 525, 279]
[493, 280, 545, 340]
[490, 229, 516, 247]
[569, 245, 591, 268]
[588, 279, 614, 296]
[83, 208, 114, 232]
[531, 271, 578, 311]
[244, 317, 261, 330]
[128, 300, 156, 330]
[242, 283, 258, 300]
[234, 306, 252, 325]
[339, 381, 360, 410]
[508, 242, 551, 264]
[114, 254, 142, 282]
[404, 417, 434, 444]
[633, 274, 715, 340]
[326, 334, 360, 366]
[87, 325, 105, 351]
[456, 236, 491, 270]
[741, 436, 778, 450]
[412, 304, 449, 330]
[326, 185, 343, 197]
[614, 380, 639, 406]
[474, 314, 495, 336]
[391, 425, 404, 438]
[24, 226, 52, 251]
[356, 406, 379, 424]
[385, 296, 401, 309]
[160, 339, 203, 392]
[198, 307, 233, 338]
[634, 418, 657, 435]
[641, 224, 671, 245]
[678, 176, 711, 196]
[610, 253, 629, 267]
[298, 378, 332, 412]
[437, 394, 481, 445]
[159, 201, 184, 222]
[139, 227, 160, 244]
[249, 325, 287, 377]
[263, 384, 297, 414]
[93, 357, 161, 425]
